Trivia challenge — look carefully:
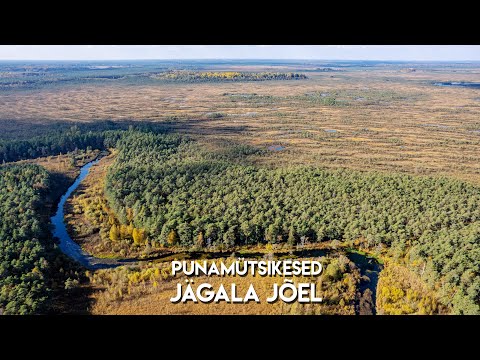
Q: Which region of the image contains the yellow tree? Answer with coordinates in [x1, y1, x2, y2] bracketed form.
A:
[119, 224, 127, 239]
[127, 223, 134, 237]
[109, 224, 119, 242]
[133, 228, 146, 245]
[167, 229, 179, 246]
[120, 224, 134, 240]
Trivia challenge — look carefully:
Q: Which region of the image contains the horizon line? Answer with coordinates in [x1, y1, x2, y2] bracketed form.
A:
[0, 58, 479, 62]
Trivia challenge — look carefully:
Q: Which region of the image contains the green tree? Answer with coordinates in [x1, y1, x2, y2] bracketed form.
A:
[287, 227, 296, 246]
[223, 227, 236, 248]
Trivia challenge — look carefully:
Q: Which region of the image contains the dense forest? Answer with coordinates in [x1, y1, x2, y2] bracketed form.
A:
[104, 132, 479, 314]
[0, 122, 169, 163]
[0, 165, 54, 314]
[153, 71, 307, 82]
[0, 163, 89, 315]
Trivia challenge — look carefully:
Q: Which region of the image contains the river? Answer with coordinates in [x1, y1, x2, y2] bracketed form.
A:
[51, 159, 382, 313]
[347, 252, 382, 315]
[50, 159, 126, 269]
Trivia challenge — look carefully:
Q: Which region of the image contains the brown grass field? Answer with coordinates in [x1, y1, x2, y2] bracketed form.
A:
[2, 66, 480, 184]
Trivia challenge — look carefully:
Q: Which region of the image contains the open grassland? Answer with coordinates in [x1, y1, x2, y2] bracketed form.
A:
[1, 65, 479, 184]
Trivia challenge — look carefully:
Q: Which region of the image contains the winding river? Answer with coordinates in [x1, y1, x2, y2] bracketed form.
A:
[51, 159, 382, 313]
[50, 159, 124, 269]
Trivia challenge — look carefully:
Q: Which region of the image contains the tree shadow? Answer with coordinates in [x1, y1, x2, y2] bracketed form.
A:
[49, 284, 97, 315]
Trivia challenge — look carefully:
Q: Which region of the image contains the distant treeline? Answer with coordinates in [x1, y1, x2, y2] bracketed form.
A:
[153, 71, 307, 82]
[0, 62, 165, 90]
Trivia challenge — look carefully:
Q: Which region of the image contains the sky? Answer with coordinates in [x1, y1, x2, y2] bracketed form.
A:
[0, 45, 479, 61]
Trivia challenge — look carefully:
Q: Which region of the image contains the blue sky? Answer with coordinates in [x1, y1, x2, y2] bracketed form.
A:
[0, 45, 479, 61]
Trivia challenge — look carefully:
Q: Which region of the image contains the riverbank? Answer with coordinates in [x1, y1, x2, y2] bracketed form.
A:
[50, 153, 127, 269]
[50, 157, 383, 314]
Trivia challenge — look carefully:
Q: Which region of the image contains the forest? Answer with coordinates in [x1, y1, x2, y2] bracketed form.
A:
[103, 132, 479, 314]
[0, 165, 52, 314]
[0, 164, 84, 314]
[0, 63, 308, 90]
[0, 121, 171, 163]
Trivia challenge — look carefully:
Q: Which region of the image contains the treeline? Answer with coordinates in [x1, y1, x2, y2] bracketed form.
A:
[0, 121, 169, 163]
[104, 132, 480, 314]
[153, 71, 307, 82]
[0, 128, 105, 163]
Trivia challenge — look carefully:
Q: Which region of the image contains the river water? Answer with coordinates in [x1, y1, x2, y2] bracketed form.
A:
[433, 82, 480, 88]
[347, 252, 382, 315]
[50, 159, 124, 269]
